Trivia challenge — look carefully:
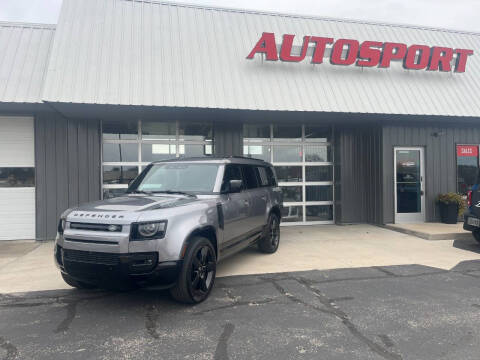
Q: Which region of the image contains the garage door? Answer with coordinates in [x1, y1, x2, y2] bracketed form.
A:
[0, 117, 35, 240]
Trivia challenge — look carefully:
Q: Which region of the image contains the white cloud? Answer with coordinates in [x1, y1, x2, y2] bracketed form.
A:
[0, 0, 478, 32]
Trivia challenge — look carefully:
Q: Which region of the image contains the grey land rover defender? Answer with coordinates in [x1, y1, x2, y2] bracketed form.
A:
[55, 157, 283, 303]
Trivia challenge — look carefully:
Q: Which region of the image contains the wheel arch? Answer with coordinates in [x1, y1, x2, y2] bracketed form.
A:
[182, 225, 218, 260]
[270, 205, 282, 221]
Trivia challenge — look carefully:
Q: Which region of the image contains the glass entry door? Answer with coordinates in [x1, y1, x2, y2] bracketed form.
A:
[394, 147, 425, 223]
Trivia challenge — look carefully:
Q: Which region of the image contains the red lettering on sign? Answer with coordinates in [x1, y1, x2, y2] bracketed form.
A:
[310, 36, 334, 64]
[246, 32, 278, 61]
[246, 33, 474, 73]
[454, 49, 474, 73]
[428, 47, 454, 72]
[331, 39, 359, 65]
[280, 34, 311, 62]
[457, 145, 479, 157]
[403, 45, 431, 70]
[357, 41, 383, 67]
[379, 43, 407, 68]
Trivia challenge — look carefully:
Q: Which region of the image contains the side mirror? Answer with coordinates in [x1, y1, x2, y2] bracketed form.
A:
[229, 179, 243, 193]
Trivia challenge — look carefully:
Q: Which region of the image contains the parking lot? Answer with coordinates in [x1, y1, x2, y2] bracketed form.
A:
[2, 225, 480, 359]
[2, 261, 480, 359]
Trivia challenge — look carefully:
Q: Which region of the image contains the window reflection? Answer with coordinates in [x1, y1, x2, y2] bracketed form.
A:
[0, 168, 35, 188]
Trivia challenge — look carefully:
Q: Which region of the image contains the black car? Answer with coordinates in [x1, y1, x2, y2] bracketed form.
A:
[463, 180, 480, 243]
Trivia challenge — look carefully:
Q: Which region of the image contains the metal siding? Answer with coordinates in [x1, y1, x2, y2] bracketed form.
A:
[335, 124, 382, 224]
[35, 113, 101, 239]
[41, 0, 480, 117]
[34, 117, 47, 239]
[0, 23, 55, 104]
[213, 122, 243, 157]
[382, 123, 480, 223]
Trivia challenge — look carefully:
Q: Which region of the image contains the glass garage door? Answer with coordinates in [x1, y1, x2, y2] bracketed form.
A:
[244, 124, 334, 225]
[102, 120, 213, 198]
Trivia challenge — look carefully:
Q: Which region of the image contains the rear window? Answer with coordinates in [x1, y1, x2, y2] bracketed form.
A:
[257, 167, 269, 187]
[265, 166, 277, 186]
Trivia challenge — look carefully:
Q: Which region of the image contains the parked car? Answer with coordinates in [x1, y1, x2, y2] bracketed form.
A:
[55, 157, 283, 303]
[463, 176, 480, 242]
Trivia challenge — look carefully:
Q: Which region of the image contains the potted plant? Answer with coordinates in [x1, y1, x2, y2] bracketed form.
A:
[436, 193, 466, 224]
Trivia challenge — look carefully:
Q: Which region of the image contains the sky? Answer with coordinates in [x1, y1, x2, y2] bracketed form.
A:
[0, 0, 479, 33]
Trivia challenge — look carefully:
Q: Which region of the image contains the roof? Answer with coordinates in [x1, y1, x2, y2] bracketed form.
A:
[153, 156, 269, 164]
[0, 22, 55, 104]
[41, 0, 480, 117]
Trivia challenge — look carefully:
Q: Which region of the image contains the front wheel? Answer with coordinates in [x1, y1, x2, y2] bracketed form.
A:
[258, 213, 280, 254]
[473, 229, 480, 244]
[170, 236, 217, 304]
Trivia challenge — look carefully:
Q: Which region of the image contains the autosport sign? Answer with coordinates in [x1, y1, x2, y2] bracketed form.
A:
[247, 33, 474, 73]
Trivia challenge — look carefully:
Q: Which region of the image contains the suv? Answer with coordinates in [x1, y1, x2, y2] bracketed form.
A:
[55, 157, 283, 303]
[464, 180, 480, 243]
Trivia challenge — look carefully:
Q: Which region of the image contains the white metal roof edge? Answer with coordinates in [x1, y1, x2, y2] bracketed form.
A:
[122, 0, 480, 37]
[0, 21, 56, 30]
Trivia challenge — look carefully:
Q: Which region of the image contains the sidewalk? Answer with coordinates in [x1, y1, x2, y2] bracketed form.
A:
[1, 224, 480, 294]
[384, 222, 472, 240]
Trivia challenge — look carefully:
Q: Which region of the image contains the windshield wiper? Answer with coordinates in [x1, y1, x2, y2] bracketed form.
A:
[150, 190, 196, 197]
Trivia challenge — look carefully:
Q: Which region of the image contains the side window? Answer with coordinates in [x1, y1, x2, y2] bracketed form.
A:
[221, 165, 243, 192]
[242, 165, 259, 189]
[265, 166, 277, 186]
[257, 167, 269, 187]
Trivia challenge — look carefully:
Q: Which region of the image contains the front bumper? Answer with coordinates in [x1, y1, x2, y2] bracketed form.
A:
[463, 210, 479, 232]
[55, 245, 181, 288]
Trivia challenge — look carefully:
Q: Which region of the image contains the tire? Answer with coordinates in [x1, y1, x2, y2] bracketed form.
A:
[473, 230, 480, 244]
[170, 236, 217, 304]
[61, 273, 97, 290]
[258, 212, 280, 254]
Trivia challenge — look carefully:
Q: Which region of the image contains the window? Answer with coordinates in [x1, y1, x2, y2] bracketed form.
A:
[257, 167, 269, 187]
[241, 165, 259, 189]
[457, 145, 479, 195]
[135, 163, 219, 193]
[243, 124, 334, 224]
[0, 168, 35, 188]
[102, 120, 213, 198]
[221, 165, 243, 193]
[265, 167, 277, 187]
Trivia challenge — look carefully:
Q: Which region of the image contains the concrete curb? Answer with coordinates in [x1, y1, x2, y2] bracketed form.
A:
[381, 224, 474, 241]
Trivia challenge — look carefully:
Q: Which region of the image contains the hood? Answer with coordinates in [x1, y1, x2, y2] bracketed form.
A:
[72, 195, 198, 213]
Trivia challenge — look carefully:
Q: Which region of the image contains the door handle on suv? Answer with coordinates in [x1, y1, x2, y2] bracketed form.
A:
[244, 200, 250, 206]
[260, 196, 267, 201]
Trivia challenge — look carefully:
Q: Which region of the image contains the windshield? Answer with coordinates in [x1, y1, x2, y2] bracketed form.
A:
[133, 163, 219, 193]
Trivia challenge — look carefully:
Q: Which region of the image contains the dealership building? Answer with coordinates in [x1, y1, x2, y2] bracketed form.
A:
[0, 0, 479, 240]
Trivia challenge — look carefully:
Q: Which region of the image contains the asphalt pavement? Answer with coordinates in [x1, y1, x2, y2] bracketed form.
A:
[2, 260, 480, 359]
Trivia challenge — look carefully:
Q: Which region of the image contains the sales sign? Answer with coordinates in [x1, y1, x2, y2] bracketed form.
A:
[457, 145, 479, 157]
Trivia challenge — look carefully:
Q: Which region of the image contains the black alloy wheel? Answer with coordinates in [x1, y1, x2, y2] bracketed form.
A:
[170, 236, 217, 304]
[258, 213, 281, 254]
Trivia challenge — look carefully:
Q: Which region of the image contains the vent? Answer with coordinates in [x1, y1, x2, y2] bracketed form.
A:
[69, 222, 122, 232]
[62, 249, 120, 266]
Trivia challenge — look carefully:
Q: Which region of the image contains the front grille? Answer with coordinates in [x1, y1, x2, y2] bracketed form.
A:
[69, 222, 122, 232]
[62, 249, 120, 266]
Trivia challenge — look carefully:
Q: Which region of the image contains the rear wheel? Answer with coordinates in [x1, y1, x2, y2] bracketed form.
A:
[170, 236, 216, 304]
[61, 273, 97, 290]
[473, 229, 480, 244]
[258, 212, 280, 254]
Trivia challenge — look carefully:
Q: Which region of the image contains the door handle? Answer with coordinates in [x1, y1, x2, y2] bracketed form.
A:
[244, 200, 250, 206]
[261, 196, 267, 201]
[420, 190, 424, 196]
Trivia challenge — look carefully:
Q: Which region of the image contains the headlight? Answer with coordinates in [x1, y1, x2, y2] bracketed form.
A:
[131, 221, 167, 241]
[58, 218, 66, 235]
